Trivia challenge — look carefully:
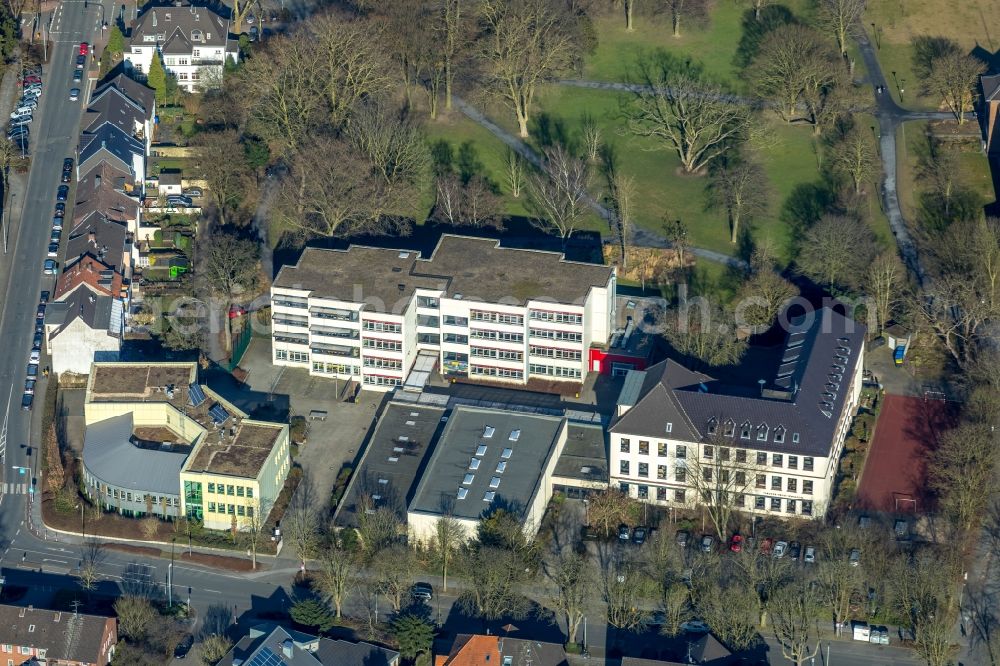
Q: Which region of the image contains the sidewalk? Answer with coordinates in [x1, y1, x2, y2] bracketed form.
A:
[0, 55, 31, 274]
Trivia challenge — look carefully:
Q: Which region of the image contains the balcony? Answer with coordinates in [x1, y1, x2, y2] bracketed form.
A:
[416, 296, 440, 309]
[311, 307, 359, 322]
[273, 316, 308, 328]
[442, 315, 468, 327]
[417, 315, 440, 328]
[273, 298, 308, 309]
[442, 333, 468, 345]
[274, 334, 308, 346]
[311, 343, 360, 359]
[311, 326, 359, 340]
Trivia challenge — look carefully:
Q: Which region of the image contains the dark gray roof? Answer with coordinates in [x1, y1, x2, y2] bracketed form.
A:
[409, 406, 565, 521]
[94, 73, 155, 117]
[0, 604, 113, 664]
[335, 402, 447, 528]
[78, 123, 144, 176]
[274, 234, 615, 307]
[65, 216, 129, 273]
[82, 413, 188, 495]
[84, 86, 147, 136]
[161, 28, 194, 55]
[984, 74, 1000, 101]
[130, 4, 230, 50]
[552, 422, 607, 483]
[219, 624, 398, 666]
[46, 288, 115, 335]
[612, 306, 865, 457]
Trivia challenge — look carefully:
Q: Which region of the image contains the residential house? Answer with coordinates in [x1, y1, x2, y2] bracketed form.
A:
[78, 123, 146, 191]
[609, 306, 865, 519]
[83, 82, 154, 155]
[126, 1, 238, 92]
[619, 632, 735, 665]
[94, 72, 156, 133]
[218, 623, 399, 666]
[81, 362, 292, 529]
[156, 170, 183, 196]
[434, 634, 568, 666]
[0, 604, 117, 666]
[271, 235, 616, 391]
[983, 74, 1000, 154]
[73, 163, 140, 232]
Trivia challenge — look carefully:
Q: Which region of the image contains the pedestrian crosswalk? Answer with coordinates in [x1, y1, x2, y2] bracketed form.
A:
[1, 483, 29, 495]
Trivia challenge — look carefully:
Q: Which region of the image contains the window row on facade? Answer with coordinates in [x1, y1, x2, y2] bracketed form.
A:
[620, 482, 815, 516]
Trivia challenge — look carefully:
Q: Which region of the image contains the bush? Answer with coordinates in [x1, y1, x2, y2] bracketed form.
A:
[289, 415, 307, 443]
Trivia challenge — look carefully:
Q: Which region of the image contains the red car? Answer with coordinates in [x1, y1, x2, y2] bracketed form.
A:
[729, 534, 743, 552]
[79, 42, 89, 56]
[20, 76, 41, 86]
[760, 537, 775, 555]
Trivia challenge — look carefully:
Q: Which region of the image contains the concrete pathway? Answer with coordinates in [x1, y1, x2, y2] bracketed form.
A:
[451, 95, 748, 270]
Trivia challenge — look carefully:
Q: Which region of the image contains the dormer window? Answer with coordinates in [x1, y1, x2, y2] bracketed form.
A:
[723, 419, 736, 437]
[191, 29, 202, 41]
[792, 432, 800, 444]
[706, 418, 718, 436]
[740, 421, 752, 440]
[774, 426, 786, 444]
[756, 424, 768, 441]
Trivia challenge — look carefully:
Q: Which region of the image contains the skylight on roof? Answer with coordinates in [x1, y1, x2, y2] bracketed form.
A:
[501, 448, 513, 459]
[405, 420, 416, 426]
[489, 477, 501, 489]
[484, 491, 496, 502]
[496, 461, 507, 473]
[378, 478, 389, 485]
[509, 429, 520, 441]
[469, 458, 481, 470]
[463, 473, 475, 485]
[457, 487, 468, 500]
[483, 426, 495, 438]
[388, 456, 399, 463]
[476, 444, 488, 456]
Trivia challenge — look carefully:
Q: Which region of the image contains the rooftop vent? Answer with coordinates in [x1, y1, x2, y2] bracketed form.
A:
[398, 252, 410, 259]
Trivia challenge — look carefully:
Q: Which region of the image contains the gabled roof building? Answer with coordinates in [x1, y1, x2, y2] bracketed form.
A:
[609, 306, 865, 519]
[218, 623, 399, 666]
[0, 604, 117, 665]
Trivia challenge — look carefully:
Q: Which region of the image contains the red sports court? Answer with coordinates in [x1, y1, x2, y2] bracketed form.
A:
[855, 393, 959, 513]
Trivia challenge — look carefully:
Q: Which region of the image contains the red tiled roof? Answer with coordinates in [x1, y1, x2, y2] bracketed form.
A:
[55, 255, 124, 300]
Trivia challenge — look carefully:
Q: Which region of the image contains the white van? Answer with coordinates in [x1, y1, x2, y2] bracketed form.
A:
[10, 109, 31, 120]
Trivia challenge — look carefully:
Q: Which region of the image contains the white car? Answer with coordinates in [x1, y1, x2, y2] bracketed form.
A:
[804, 545, 817, 563]
[680, 620, 710, 634]
[773, 540, 788, 558]
[29, 349, 40, 363]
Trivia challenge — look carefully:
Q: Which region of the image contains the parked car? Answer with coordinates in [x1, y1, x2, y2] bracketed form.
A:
[729, 534, 743, 553]
[79, 42, 89, 55]
[75, 55, 85, 68]
[849, 548, 861, 567]
[32, 332, 42, 349]
[7, 127, 28, 139]
[632, 526, 648, 546]
[54, 202, 65, 216]
[43, 259, 57, 275]
[29, 348, 40, 363]
[16, 99, 37, 110]
[69, 88, 80, 101]
[73, 69, 82, 82]
[760, 537, 774, 555]
[63, 158, 73, 170]
[700, 534, 714, 553]
[27, 362, 38, 379]
[52, 217, 63, 231]
[173, 634, 193, 659]
[773, 541, 788, 559]
[21, 87, 41, 98]
[680, 620, 710, 634]
[40, 290, 50, 303]
[412, 582, 433, 601]
[61, 170, 71, 183]
[893, 520, 909, 539]
[36, 303, 45, 319]
[10, 109, 32, 120]
[182, 187, 203, 197]
[9, 116, 32, 127]
[675, 530, 689, 548]
[21, 393, 33, 410]
[24, 379, 35, 395]
[618, 525, 631, 543]
[50, 228, 61, 242]
[167, 195, 193, 207]
[789, 541, 802, 560]
[47, 243, 58, 257]
[57, 185, 68, 201]
[803, 546, 817, 563]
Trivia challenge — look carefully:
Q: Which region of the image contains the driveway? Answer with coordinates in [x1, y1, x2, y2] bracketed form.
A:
[239, 337, 383, 513]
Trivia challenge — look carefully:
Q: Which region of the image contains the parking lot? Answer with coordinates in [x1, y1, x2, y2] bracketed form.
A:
[239, 336, 385, 513]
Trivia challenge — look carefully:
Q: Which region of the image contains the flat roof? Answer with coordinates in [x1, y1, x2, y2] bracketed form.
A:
[185, 421, 282, 478]
[274, 234, 614, 308]
[83, 413, 187, 495]
[335, 401, 447, 527]
[409, 406, 565, 521]
[89, 362, 196, 402]
[553, 423, 608, 483]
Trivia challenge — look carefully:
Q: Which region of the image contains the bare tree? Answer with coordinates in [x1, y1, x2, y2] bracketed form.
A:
[828, 124, 879, 196]
[434, 173, 502, 228]
[624, 55, 753, 174]
[503, 148, 526, 198]
[770, 579, 823, 666]
[865, 252, 905, 336]
[662, 217, 690, 269]
[587, 488, 635, 537]
[77, 540, 105, 595]
[929, 423, 999, 532]
[685, 441, 763, 542]
[199, 634, 233, 666]
[316, 542, 356, 618]
[197, 230, 261, 355]
[736, 247, 797, 333]
[608, 169, 636, 268]
[796, 214, 877, 292]
[373, 545, 417, 612]
[433, 515, 466, 591]
[527, 144, 590, 242]
[815, 0, 866, 57]
[914, 611, 960, 666]
[603, 558, 648, 630]
[926, 51, 986, 124]
[748, 24, 840, 124]
[439, 0, 469, 110]
[458, 546, 533, 620]
[581, 113, 603, 162]
[642, 532, 692, 635]
[191, 130, 252, 226]
[477, 0, 579, 137]
[708, 158, 769, 244]
[230, 0, 261, 34]
[693, 580, 761, 650]
[114, 595, 157, 641]
[664, 0, 709, 37]
[283, 476, 322, 573]
[666, 303, 748, 368]
[815, 555, 863, 634]
[356, 496, 404, 558]
[740, 0, 771, 21]
[545, 552, 591, 644]
[611, 0, 638, 30]
[308, 12, 393, 129]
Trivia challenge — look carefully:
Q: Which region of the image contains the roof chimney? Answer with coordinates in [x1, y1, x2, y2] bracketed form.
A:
[95, 173, 101, 187]
[88, 230, 97, 245]
[281, 640, 294, 659]
[152, 11, 157, 26]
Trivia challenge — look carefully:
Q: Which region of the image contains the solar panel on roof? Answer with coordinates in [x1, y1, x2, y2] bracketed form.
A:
[188, 383, 206, 407]
[246, 647, 286, 666]
[209, 404, 229, 424]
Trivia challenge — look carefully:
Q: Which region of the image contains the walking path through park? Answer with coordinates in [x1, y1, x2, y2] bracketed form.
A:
[451, 94, 747, 270]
